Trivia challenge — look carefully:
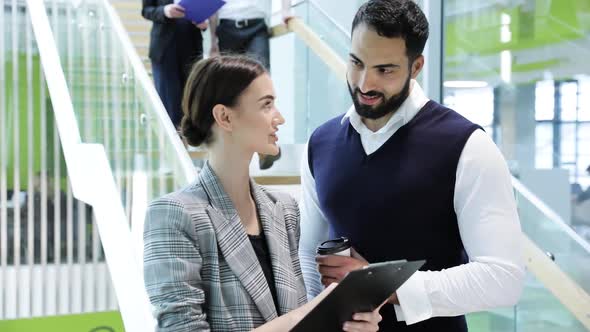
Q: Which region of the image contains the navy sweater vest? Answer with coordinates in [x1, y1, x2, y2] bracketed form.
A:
[308, 101, 481, 332]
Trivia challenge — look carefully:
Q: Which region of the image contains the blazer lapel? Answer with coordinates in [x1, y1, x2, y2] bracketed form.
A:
[251, 183, 299, 315]
[199, 163, 278, 322]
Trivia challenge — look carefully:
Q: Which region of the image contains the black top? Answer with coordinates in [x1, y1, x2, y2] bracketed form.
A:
[248, 232, 280, 313]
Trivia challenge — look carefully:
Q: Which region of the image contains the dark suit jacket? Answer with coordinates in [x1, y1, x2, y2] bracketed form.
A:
[141, 0, 203, 63]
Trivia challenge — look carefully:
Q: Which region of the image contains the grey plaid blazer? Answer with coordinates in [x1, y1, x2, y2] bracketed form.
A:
[143, 162, 307, 332]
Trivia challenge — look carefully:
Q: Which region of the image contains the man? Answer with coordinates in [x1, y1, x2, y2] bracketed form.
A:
[299, 0, 525, 331]
[142, 0, 207, 128]
[209, 0, 293, 69]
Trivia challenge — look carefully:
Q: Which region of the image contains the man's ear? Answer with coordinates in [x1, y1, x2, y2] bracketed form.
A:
[410, 55, 424, 79]
[212, 104, 232, 133]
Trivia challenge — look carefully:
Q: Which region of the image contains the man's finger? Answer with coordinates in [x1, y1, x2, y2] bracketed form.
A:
[350, 247, 368, 262]
[315, 254, 355, 266]
[321, 277, 338, 287]
[318, 265, 348, 280]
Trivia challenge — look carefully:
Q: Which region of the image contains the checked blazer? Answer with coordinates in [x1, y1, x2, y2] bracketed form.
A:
[143, 162, 307, 331]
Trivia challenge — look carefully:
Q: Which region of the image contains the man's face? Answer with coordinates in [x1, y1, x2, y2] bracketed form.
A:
[347, 23, 422, 119]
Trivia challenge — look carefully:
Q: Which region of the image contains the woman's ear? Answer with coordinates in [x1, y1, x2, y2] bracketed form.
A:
[212, 104, 232, 133]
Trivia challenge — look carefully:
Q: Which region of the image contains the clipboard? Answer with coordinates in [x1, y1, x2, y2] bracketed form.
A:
[178, 0, 225, 24]
[291, 259, 425, 332]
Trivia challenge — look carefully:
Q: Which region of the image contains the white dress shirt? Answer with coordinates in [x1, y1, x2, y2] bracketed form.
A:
[217, 0, 270, 20]
[299, 80, 525, 325]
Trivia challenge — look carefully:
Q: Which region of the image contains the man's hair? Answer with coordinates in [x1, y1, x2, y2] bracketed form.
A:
[352, 0, 429, 61]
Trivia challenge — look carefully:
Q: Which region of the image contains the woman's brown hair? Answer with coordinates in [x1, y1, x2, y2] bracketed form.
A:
[181, 55, 266, 147]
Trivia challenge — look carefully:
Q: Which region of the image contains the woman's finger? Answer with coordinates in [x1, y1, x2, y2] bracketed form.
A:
[376, 298, 388, 311]
[342, 321, 379, 332]
[352, 312, 382, 324]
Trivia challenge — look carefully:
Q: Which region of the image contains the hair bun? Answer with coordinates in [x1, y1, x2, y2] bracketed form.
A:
[181, 116, 209, 147]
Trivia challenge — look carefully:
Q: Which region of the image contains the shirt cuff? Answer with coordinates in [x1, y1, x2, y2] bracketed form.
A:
[393, 304, 405, 321]
[395, 271, 433, 325]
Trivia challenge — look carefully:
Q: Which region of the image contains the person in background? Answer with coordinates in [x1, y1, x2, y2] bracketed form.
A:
[209, 0, 293, 69]
[209, 0, 294, 169]
[299, 1, 524, 331]
[576, 165, 590, 204]
[143, 55, 383, 331]
[142, 0, 207, 128]
[572, 165, 590, 227]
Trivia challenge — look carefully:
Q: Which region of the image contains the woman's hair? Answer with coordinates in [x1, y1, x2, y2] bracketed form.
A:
[181, 55, 267, 147]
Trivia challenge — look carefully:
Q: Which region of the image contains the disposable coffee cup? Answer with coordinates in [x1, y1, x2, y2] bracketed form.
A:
[316, 237, 351, 257]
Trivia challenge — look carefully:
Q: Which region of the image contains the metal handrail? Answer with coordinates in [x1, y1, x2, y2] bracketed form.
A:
[100, 0, 196, 184]
[270, 0, 350, 38]
[26, 0, 153, 330]
[512, 177, 590, 254]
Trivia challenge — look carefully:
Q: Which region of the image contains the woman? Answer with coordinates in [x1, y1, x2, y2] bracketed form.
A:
[143, 55, 382, 331]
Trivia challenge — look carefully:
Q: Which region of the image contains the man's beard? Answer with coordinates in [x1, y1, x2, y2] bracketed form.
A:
[347, 74, 412, 120]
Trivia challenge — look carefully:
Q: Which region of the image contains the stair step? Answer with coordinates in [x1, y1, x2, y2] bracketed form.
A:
[124, 25, 151, 35]
[130, 34, 150, 45]
[111, 2, 141, 11]
[117, 11, 144, 21]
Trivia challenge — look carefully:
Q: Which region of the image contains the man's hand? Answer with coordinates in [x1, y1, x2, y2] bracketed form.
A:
[281, 9, 294, 25]
[387, 292, 399, 305]
[209, 43, 219, 57]
[194, 20, 208, 30]
[315, 248, 369, 287]
[164, 4, 185, 19]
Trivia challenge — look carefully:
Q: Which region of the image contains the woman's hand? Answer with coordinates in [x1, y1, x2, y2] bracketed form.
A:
[296, 282, 337, 318]
[342, 307, 383, 332]
[252, 284, 383, 332]
[300, 284, 383, 331]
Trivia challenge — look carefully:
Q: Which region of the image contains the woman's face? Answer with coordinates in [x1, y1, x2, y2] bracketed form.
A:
[229, 74, 285, 156]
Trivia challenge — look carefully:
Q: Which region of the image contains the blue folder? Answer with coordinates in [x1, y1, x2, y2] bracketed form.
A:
[178, 0, 225, 24]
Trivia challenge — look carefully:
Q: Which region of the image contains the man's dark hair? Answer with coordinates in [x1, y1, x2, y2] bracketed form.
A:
[352, 0, 429, 61]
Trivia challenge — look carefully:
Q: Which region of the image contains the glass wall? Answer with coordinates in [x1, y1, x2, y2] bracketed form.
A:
[443, 0, 590, 231]
[443, 1, 590, 330]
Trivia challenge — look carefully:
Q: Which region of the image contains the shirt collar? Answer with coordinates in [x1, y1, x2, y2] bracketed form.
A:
[341, 80, 430, 134]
